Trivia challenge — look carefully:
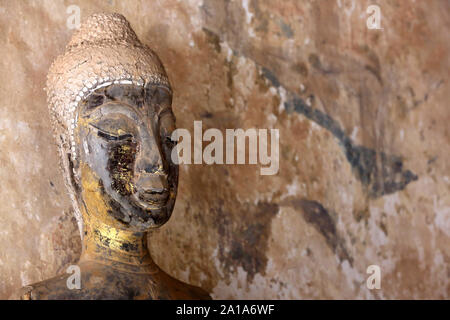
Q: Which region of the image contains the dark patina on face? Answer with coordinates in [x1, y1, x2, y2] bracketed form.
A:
[77, 84, 178, 231]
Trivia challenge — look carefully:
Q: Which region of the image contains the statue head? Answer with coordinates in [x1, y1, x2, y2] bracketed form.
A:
[46, 13, 178, 236]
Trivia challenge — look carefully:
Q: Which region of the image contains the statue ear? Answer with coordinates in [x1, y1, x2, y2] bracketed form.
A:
[68, 152, 82, 194]
[54, 134, 84, 239]
[58, 133, 81, 195]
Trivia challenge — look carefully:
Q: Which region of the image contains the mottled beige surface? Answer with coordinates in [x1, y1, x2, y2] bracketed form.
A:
[0, 0, 448, 299]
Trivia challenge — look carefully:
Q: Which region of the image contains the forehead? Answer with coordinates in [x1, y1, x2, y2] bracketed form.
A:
[81, 84, 172, 116]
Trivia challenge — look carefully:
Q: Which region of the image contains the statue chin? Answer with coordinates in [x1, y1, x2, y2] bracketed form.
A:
[10, 12, 210, 300]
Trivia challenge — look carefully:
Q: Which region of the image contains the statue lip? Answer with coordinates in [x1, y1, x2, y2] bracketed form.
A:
[133, 189, 170, 209]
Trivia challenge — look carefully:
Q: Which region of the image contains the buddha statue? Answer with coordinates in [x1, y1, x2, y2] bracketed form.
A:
[12, 13, 210, 300]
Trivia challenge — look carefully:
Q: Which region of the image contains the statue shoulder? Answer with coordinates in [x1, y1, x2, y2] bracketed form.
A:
[10, 273, 72, 300]
[9, 285, 34, 300]
[157, 270, 212, 300]
[183, 284, 212, 300]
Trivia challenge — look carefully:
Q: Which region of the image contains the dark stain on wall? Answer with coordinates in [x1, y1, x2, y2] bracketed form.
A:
[288, 95, 418, 197]
[261, 67, 281, 88]
[282, 198, 353, 266]
[200, 3, 418, 198]
[214, 201, 279, 281]
[277, 18, 294, 38]
[262, 70, 418, 198]
[202, 27, 222, 53]
[52, 210, 82, 274]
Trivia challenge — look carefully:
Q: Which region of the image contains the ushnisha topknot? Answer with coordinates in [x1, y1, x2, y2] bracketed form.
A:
[46, 13, 171, 236]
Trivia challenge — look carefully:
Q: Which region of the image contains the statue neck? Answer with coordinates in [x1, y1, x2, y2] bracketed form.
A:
[80, 215, 157, 274]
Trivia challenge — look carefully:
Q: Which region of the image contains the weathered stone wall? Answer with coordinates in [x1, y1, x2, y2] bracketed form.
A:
[0, 0, 448, 299]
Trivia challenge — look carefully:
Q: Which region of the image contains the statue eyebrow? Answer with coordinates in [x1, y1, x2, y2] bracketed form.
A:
[86, 102, 141, 122]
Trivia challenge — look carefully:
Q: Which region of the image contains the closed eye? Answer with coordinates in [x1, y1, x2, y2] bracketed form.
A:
[90, 124, 133, 141]
[97, 130, 133, 141]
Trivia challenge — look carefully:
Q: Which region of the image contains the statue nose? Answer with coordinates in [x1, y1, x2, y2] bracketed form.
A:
[134, 122, 167, 176]
[135, 137, 167, 176]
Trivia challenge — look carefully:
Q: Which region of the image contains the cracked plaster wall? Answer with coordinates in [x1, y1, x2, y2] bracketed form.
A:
[0, 0, 448, 299]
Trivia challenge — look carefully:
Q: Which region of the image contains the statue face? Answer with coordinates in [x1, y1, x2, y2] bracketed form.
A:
[75, 84, 178, 231]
